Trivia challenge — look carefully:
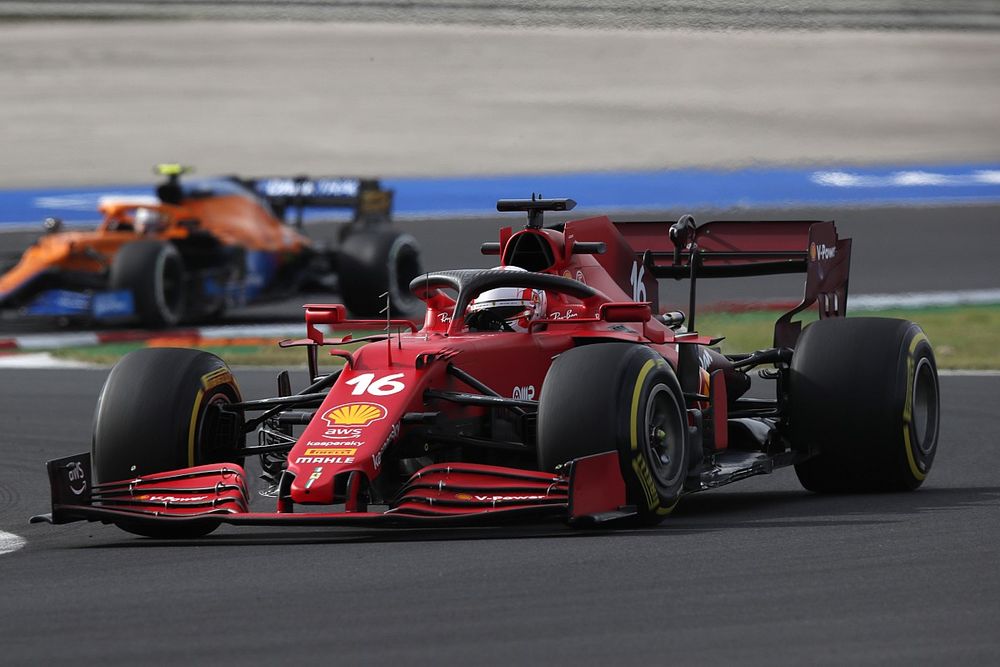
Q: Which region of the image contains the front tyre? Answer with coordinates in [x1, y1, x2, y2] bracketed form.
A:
[338, 228, 423, 317]
[92, 348, 245, 537]
[537, 343, 688, 525]
[789, 318, 940, 493]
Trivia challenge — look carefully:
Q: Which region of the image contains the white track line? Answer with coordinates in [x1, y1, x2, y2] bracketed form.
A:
[0, 530, 26, 556]
[0, 352, 98, 369]
[939, 370, 1000, 377]
[12, 332, 101, 350]
[850, 288, 1000, 310]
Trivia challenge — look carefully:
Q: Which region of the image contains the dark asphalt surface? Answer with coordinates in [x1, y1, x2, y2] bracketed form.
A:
[2, 203, 998, 333]
[1, 367, 998, 664]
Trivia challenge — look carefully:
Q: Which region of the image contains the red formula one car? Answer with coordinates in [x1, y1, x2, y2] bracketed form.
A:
[34, 198, 941, 538]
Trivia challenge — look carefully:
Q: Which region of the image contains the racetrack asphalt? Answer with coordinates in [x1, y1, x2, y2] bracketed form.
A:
[0, 367, 997, 664]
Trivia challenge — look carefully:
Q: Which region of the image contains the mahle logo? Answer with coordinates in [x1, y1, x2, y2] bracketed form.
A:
[322, 402, 387, 428]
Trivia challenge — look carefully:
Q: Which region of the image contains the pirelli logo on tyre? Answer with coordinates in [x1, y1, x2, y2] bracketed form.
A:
[200, 367, 234, 391]
[322, 402, 387, 428]
[631, 453, 660, 511]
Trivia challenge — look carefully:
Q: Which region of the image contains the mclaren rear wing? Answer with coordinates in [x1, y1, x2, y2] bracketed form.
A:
[238, 176, 393, 226]
[613, 216, 852, 348]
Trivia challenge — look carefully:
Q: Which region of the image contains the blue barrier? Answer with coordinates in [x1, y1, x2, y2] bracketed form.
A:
[2, 163, 999, 228]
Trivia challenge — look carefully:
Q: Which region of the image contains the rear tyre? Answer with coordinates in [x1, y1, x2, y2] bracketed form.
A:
[109, 240, 186, 327]
[92, 348, 244, 538]
[789, 318, 940, 493]
[338, 228, 423, 317]
[537, 343, 688, 525]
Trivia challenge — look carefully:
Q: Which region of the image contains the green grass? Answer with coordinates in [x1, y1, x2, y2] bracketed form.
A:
[697, 304, 1000, 370]
[41, 305, 1000, 370]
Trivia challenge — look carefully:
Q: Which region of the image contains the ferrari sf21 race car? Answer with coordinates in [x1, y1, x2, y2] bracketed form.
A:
[0, 165, 424, 326]
[34, 197, 941, 538]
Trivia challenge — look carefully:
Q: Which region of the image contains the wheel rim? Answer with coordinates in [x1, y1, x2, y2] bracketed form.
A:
[155, 251, 184, 323]
[162, 258, 183, 314]
[911, 357, 939, 456]
[644, 383, 685, 489]
[196, 392, 234, 464]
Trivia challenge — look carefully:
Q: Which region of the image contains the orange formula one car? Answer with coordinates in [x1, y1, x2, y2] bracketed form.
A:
[0, 166, 423, 326]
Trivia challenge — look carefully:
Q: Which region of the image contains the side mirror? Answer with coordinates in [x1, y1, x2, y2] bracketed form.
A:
[599, 302, 652, 323]
[304, 303, 347, 343]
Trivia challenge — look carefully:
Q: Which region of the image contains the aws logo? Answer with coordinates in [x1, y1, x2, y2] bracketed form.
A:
[322, 402, 387, 428]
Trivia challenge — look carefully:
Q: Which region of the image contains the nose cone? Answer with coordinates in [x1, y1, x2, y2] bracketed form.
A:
[288, 444, 362, 504]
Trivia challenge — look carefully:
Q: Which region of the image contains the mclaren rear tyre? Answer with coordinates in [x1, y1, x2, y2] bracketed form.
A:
[537, 343, 688, 525]
[338, 228, 423, 318]
[109, 240, 186, 328]
[92, 348, 245, 538]
[789, 317, 940, 493]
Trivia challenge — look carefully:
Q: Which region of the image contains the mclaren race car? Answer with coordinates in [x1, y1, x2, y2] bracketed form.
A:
[34, 197, 941, 537]
[0, 165, 423, 326]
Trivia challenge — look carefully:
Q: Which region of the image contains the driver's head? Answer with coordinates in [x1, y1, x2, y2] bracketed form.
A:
[466, 268, 547, 332]
[133, 207, 165, 235]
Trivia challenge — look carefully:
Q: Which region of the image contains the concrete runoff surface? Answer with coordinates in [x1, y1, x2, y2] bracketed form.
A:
[0, 21, 998, 187]
[0, 367, 997, 664]
[4, 0, 1000, 30]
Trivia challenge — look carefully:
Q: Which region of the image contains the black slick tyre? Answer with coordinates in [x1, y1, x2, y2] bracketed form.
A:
[338, 228, 423, 317]
[789, 317, 940, 493]
[92, 348, 244, 537]
[109, 240, 186, 327]
[537, 343, 688, 525]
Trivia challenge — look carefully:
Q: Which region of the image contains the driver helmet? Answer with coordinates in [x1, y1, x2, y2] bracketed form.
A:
[466, 267, 547, 333]
[133, 207, 165, 235]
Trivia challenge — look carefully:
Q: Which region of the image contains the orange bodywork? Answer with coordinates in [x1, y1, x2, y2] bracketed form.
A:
[0, 193, 312, 298]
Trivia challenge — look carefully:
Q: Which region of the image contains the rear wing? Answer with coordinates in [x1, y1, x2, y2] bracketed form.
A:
[238, 177, 394, 226]
[613, 217, 852, 348]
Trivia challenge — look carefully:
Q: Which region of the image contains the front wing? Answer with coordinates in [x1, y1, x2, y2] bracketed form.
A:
[31, 451, 634, 532]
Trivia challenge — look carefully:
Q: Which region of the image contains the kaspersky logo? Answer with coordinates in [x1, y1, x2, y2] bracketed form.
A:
[322, 402, 387, 428]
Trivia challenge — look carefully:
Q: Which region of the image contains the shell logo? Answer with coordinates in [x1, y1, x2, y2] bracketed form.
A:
[322, 402, 387, 427]
[809, 242, 817, 262]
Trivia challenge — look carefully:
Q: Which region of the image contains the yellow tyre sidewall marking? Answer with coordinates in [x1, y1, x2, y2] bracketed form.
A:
[187, 367, 240, 468]
[656, 497, 680, 516]
[902, 332, 928, 481]
[188, 388, 205, 468]
[629, 359, 657, 452]
[630, 358, 665, 511]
